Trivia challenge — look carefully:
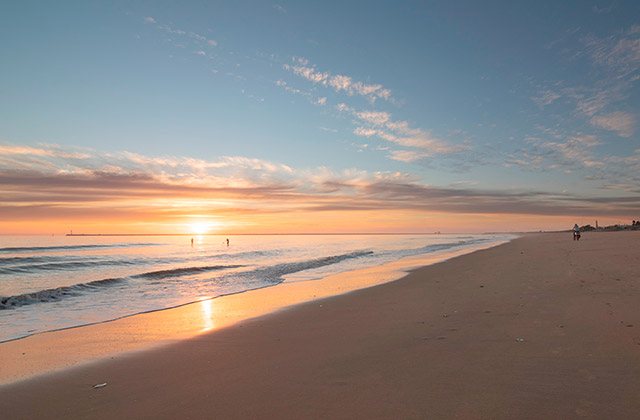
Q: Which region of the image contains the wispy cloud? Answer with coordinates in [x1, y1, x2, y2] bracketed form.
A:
[522, 24, 640, 186]
[341, 107, 467, 161]
[532, 89, 561, 107]
[592, 3, 615, 14]
[601, 148, 640, 187]
[583, 27, 640, 81]
[387, 150, 433, 163]
[272, 4, 287, 14]
[569, 87, 621, 117]
[563, 25, 640, 120]
[284, 57, 392, 103]
[275, 79, 327, 106]
[356, 111, 391, 125]
[280, 57, 468, 164]
[0, 144, 91, 159]
[509, 133, 603, 173]
[535, 24, 639, 137]
[143, 16, 218, 49]
[541, 134, 603, 168]
[504, 149, 545, 170]
[590, 111, 636, 137]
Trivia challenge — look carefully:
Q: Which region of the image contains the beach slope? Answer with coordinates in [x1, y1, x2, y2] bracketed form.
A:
[2, 232, 640, 419]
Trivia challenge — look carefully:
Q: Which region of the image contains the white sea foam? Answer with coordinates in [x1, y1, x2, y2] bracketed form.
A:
[0, 234, 513, 342]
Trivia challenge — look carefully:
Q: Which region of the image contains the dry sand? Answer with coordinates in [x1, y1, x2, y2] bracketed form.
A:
[2, 231, 640, 419]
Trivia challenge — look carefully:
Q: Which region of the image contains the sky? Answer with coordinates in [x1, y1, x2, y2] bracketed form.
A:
[1, 0, 639, 234]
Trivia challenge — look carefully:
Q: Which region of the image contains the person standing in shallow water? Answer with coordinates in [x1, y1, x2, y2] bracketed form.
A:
[573, 224, 581, 241]
[226, 238, 229, 247]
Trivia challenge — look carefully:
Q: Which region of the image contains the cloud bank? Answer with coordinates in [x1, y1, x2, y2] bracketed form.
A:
[1, 144, 638, 230]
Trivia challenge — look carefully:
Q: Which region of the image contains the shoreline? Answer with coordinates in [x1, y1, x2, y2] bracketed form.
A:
[59, 232, 518, 236]
[0, 237, 510, 384]
[3, 231, 639, 418]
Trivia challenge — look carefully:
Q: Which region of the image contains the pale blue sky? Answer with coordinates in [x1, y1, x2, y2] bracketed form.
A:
[1, 1, 639, 228]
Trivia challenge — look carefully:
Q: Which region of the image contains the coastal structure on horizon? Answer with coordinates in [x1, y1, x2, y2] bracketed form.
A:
[578, 220, 640, 232]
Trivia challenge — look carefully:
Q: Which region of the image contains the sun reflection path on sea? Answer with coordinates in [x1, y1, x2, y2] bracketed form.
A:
[200, 299, 214, 332]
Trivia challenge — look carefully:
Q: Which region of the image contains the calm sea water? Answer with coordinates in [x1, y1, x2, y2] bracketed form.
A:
[0, 234, 513, 342]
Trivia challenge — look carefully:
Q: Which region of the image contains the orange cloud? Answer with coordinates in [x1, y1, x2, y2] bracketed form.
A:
[1, 143, 638, 234]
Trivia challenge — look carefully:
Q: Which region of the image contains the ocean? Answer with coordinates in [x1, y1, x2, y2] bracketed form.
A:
[0, 234, 513, 342]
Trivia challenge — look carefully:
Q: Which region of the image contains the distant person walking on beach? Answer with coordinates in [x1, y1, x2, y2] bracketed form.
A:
[226, 238, 230, 247]
[191, 238, 194, 247]
[573, 224, 581, 241]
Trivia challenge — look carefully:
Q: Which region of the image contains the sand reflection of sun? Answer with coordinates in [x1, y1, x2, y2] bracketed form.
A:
[200, 299, 214, 331]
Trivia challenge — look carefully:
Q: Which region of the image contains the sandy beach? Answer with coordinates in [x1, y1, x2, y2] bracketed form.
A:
[2, 231, 640, 419]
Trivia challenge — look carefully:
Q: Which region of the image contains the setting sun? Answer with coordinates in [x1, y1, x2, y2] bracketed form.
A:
[189, 221, 216, 235]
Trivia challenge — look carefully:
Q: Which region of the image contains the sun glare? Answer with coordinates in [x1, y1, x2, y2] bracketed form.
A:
[189, 221, 214, 235]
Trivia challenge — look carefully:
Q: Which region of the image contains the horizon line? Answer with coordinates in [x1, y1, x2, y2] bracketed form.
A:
[60, 232, 525, 236]
[63, 232, 451, 236]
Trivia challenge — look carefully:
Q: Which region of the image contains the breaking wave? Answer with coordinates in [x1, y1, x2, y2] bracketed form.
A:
[0, 243, 159, 253]
[0, 251, 374, 309]
[1, 277, 126, 309]
[132, 265, 243, 279]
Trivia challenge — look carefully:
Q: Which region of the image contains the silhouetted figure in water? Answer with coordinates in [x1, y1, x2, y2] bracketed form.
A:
[226, 238, 229, 247]
[191, 238, 194, 247]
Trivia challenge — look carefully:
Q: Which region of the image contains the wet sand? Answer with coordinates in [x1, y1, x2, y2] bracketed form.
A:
[0, 242, 498, 385]
[2, 232, 640, 419]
